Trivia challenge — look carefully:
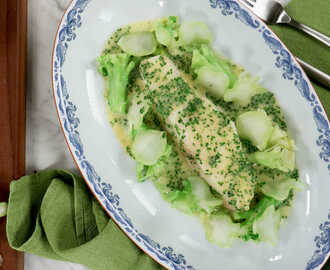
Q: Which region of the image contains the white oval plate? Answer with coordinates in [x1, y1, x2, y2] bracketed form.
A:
[52, 0, 330, 269]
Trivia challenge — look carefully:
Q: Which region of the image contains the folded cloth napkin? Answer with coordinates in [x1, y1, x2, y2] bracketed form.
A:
[6, 170, 163, 270]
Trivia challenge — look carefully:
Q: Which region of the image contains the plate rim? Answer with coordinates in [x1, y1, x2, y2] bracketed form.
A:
[51, 0, 330, 269]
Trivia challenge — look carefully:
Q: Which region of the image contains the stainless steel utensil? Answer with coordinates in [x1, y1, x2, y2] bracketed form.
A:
[240, 0, 330, 88]
[241, 0, 330, 47]
[297, 57, 330, 89]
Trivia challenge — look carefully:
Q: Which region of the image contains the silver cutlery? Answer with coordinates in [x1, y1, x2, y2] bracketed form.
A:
[241, 0, 330, 47]
[296, 58, 330, 89]
[241, 0, 330, 88]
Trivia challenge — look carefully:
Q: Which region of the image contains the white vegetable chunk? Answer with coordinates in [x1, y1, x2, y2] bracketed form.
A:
[224, 73, 264, 106]
[253, 205, 281, 246]
[179, 22, 212, 45]
[236, 110, 273, 151]
[132, 130, 167, 165]
[118, 32, 157, 56]
[261, 178, 303, 201]
[196, 66, 230, 99]
[203, 214, 246, 248]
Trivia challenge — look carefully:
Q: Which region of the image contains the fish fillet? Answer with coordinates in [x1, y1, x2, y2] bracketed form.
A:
[140, 56, 255, 211]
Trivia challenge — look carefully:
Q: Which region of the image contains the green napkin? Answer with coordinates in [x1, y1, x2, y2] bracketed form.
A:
[270, 0, 330, 116]
[6, 170, 163, 270]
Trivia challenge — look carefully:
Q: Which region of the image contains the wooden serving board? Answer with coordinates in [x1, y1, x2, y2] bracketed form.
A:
[0, 0, 27, 269]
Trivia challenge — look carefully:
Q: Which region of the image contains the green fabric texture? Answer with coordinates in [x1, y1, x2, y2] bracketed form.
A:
[6, 170, 163, 270]
[270, 0, 330, 116]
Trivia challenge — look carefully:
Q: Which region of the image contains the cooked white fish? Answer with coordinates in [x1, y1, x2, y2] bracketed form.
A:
[140, 56, 256, 211]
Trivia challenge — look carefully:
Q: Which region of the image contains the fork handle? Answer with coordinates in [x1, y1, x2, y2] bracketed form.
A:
[296, 57, 330, 89]
[288, 19, 330, 47]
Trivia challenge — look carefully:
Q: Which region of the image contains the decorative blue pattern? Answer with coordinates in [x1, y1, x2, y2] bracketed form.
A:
[306, 211, 330, 270]
[210, 0, 259, 28]
[52, 0, 330, 269]
[53, 1, 195, 269]
[210, 1, 330, 269]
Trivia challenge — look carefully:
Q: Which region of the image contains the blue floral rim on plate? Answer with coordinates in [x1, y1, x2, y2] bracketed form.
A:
[52, 0, 330, 269]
